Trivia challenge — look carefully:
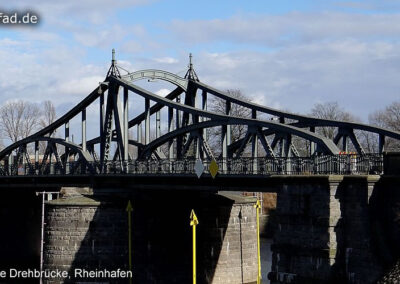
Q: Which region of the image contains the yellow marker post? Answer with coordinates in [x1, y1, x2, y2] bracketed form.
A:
[190, 210, 199, 284]
[254, 200, 262, 284]
[126, 200, 133, 284]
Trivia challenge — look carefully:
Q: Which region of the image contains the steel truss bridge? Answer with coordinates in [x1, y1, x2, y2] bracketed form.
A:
[0, 51, 399, 178]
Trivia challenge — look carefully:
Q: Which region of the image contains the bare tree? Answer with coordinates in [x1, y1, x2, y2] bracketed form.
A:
[0, 100, 42, 143]
[40, 100, 57, 129]
[37, 100, 57, 154]
[369, 101, 400, 151]
[208, 89, 252, 155]
[309, 102, 357, 139]
[309, 102, 386, 153]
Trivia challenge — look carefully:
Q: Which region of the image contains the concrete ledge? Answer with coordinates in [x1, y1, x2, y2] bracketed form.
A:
[46, 196, 100, 206]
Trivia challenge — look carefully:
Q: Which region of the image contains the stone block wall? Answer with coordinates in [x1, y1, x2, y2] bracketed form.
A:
[43, 190, 258, 284]
[203, 200, 258, 283]
[269, 176, 383, 284]
[44, 196, 128, 283]
[270, 178, 340, 284]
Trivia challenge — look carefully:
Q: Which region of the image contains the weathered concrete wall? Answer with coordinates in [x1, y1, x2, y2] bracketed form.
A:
[43, 190, 258, 284]
[202, 198, 258, 283]
[44, 195, 127, 283]
[269, 176, 383, 284]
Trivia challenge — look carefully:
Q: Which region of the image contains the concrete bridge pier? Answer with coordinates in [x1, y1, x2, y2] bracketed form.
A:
[269, 175, 382, 284]
[43, 188, 259, 284]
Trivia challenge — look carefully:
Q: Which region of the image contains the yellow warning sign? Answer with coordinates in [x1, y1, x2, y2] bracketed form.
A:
[209, 160, 219, 179]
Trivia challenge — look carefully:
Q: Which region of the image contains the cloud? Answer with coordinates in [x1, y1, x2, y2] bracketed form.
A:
[59, 76, 104, 96]
[187, 37, 400, 121]
[73, 25, 128, 48]
[170, 12, 400, 46]
[2, 0, 154, 24]
[1, 5, 400, 130]
[153, 57, 178, 64]
[335, 1, 400, 12]
[0, 36, 106, 106]
[155, 88, 172, 97]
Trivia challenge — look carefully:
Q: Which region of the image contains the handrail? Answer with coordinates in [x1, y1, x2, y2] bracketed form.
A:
[0, 155, 383, 177]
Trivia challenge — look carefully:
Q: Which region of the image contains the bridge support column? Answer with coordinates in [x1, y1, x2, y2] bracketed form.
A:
[270, 175, 382, 284]
[43, 189, 259, 284]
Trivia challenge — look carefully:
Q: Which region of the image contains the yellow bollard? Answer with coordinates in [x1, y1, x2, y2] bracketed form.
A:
[190, 210, 199, 284]
[254, 200, 262, 284]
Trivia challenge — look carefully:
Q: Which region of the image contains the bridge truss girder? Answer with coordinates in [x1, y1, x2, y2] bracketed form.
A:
[1, 55, 400, 177]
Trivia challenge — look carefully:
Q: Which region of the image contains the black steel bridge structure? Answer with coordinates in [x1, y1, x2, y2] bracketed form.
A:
[0, 51, 399, 184]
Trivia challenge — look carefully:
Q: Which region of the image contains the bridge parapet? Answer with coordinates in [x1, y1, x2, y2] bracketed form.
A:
[0, 155, 383, 177]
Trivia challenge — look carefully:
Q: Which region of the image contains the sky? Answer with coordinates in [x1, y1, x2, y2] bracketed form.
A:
[1, 0, 400, 123]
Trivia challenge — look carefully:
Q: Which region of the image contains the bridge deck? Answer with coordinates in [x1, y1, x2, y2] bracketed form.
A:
[0, 172, 381, 192]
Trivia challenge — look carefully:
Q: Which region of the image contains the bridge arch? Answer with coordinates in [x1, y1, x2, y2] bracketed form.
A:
[121, 69, 188, 91]
[0, 137, 93, 162]
[114, 77, 340, 156]
[140, 120, 340, 158]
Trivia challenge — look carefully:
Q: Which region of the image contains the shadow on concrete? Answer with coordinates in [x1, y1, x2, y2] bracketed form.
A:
[0, 189, 42, 283]
[53, 190, 234, 284]
[270, 179, 341, 283]
[369, 177, 400, 282]
[332, 177, 385, 284]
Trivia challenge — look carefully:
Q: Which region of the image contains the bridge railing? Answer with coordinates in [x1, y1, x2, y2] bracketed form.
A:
[0, 154, 383, 177]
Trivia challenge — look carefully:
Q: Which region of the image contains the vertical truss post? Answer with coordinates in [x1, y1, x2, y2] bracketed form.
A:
[100, 84, 116, 169]
[137, 123, 142, 158]
[284, 135, 292, 174]
[65, 121, 70, 173]
[50, 155, 55, 175]
[100, 92, 104, 140]
[201, 90, 207, 142]
[226, 102, 231, 147]
[310, 126, 316, 156]
[379, 134, 385, 154]
[279, 117, 285, 157]
[156, 111, 161, 154]
[342, 135, 348, 152]
[82, 109, 87, 153]
[35, 141, 39, 174]
[168, 107, 174, 168]
[176, 95, 181, 128]
[176, 95, 182, 158]
[123, 88, 129, 159]
[252, 110, 258, 173]
[113, 84, 125, 166]
[98, 90, 105, 172]
[65, 122, 70, 142]
[222, 126, 227, 173]
[21, 146, 26, 175]
[145, 98, 150, 145]
[124, 88, 129, 171]
[8, 153, 13, 175]
[81, 108, 87, 173]
[221, 101, 231, 173]
[195, 134, 201, 160]
[137, 123, 142, 143]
